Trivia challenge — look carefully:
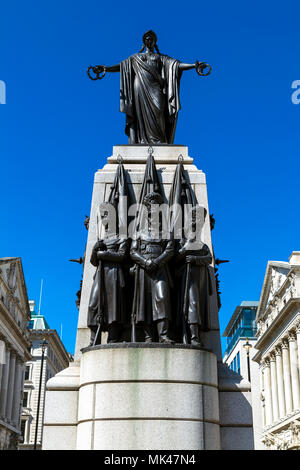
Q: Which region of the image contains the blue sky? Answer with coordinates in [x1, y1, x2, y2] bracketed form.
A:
[1, 0, 299, 354]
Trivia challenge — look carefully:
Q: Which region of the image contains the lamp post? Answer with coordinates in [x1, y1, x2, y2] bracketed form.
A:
[34, 337, 47, 450]
[243, 338, 252, 382]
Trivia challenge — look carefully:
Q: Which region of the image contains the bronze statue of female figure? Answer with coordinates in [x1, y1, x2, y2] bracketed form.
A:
[88, 31, 211, 144]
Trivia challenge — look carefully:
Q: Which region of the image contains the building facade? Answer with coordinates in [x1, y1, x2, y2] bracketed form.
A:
[223, 301, 263, 449]
[19, 301, 70, 450]
[0, 258, 31, 450]
[253, 251, 300, 449]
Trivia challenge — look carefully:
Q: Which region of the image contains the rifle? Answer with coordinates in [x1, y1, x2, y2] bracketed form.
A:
[92, 259, 103, 346]
[182, 262, 191, 344]
[131, 264, 138, 342]
[92, 212, 105, 346]
[93, 321, 102, 347]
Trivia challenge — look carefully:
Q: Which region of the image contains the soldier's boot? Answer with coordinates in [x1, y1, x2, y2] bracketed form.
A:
[144, 324, 154, 343]
[108, 323, 122, 343]
[157, 320, 174, 344]
[189, 324, 202, 346]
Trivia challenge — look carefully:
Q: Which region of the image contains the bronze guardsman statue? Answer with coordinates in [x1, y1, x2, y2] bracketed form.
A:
[87, 162, 131, 345]
[169, 160, 213, 345]
[87, 30, 211, 144]
[130, 191, 174, 343]
[130, 149, 174, 343]
[176, 232, 213, 345]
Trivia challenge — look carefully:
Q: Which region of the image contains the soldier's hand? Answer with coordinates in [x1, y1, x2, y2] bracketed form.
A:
[97, 250, 106, 260]
[93, 240, 104, 252]
[151, 260, 160, 271]
[186, 255, 196, 264]
[145, 259, 155, 272]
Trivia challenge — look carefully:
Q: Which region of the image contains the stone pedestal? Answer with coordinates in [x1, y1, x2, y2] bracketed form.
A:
[43, 344, 220, 450]
[79, 344, 219, 450]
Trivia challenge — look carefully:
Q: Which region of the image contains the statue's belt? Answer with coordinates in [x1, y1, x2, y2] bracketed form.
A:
[140, 244, 163, 255]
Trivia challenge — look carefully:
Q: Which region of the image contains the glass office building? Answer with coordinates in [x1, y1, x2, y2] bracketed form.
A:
[223, 301, 259, 369]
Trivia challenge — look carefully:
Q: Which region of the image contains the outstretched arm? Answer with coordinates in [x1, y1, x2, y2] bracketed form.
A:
[179, 63, 196, 71]
[94, 63, 120, 73]
[179, 61, 211, 76]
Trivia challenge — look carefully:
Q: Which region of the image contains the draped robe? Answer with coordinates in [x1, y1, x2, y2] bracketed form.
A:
[175, 243, 213, 331]
[120, 53, 182, 144]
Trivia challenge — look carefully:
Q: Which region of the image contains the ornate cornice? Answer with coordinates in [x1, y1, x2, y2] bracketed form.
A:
[264, 357, 270, 367]
[288, 330, 297, 342]
[270, 352, 276, 362]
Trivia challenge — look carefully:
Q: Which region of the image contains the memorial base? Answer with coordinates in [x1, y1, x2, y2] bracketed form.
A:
[43, 344, 220, 450]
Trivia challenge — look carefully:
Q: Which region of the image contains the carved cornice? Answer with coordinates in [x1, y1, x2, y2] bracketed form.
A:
[270, 352, 276, 362]
[288, 330, 297, 342]
[264, 357, 270, 367]
[257, 268, 299, 338]
[281, 338, 289, 350]
[263, 421, 300, 450]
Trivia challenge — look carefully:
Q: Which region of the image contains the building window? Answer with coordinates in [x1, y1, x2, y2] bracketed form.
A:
[24, 365, 31, 381]
[23, 391, 29, 408]
[236, 352, 240, 374]
[20, 420, 27, 443]
[229, 353, 241, 374]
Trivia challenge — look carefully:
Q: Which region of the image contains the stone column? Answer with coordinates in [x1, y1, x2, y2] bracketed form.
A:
[281, 338, 293, 413]
[296, 322, 300, 375]
[275, 345, 286, 418]
[11, 359, 24, 428]
[259, 364, 266, 427]
[0, 336, 5, 391]
[270, 353, 279, 422]
[263, 358, 273, 425]
[288, 331, 300, 410]
[0, 346, 10, 420]
[5, 351, 16, 424]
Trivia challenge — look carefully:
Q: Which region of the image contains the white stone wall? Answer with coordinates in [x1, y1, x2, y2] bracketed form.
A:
[223, 339, 264, 449]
